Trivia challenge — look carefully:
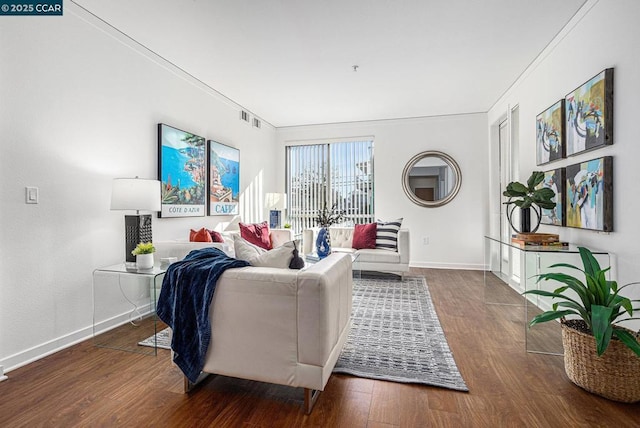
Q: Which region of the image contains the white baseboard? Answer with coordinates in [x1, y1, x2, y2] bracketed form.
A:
[1, 303, 153, 374]
[0, 325, 94, 374]
[410, 261, 485, 270]
[0, 365, 7, 382]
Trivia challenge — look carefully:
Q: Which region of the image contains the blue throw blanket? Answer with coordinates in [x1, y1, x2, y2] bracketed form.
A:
[156, 247, 250, 383]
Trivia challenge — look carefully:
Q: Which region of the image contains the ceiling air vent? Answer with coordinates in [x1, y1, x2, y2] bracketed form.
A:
[240, 110, 250, 123]
[252, 117, 261, 129]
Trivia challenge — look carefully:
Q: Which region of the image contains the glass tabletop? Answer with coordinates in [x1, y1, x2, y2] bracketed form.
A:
[94, 263, 167, 276]
[483, 235, 608, 254]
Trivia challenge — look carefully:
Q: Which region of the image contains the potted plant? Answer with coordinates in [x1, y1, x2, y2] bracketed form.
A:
[313, 201, 345, 258]
[132, 242, 156, 269]
[524, 246, 640, 402]
[503, 171, 556, 233]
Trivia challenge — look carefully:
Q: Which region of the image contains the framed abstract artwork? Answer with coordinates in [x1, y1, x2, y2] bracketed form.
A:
[537, 168, 565, 226]
[536, 100, 565, 165]
[207, 140, 240, 216]
[565, 68, 614, 156]
[565, 156, 613, 232]
[157, 123, 206, 218]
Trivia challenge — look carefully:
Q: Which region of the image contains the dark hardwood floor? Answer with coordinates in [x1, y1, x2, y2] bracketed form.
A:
[1, 269, 638, 427]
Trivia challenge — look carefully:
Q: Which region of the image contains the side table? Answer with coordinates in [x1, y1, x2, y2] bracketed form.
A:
[92, 263, 167, 355]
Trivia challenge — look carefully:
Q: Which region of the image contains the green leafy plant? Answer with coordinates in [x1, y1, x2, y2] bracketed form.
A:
[314, 201, 345, 228]
[524, 246, 640, 357]
[283, 223, 292, 229]
[503, 171, 556, 210]
[131, 242, 156, 255]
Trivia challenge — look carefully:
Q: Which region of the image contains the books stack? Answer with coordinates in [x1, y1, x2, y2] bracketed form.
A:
[511, 233, 569, 249]
[305, 253, 320, 262]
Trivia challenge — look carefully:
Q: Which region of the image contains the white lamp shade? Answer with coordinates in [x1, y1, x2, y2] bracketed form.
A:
[111, 178, 161, 212]
[265, 193, 287, 210]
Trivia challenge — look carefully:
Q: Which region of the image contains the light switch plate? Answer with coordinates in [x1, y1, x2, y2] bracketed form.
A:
[26, 186, 39, 204]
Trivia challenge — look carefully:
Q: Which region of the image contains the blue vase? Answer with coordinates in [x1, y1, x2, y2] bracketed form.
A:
[316, 227, 331, 259]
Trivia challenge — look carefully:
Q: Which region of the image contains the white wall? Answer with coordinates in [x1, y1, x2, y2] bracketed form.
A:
[487, 0, 640, 326]
[276, 113, 488, 269]
[0, 3, 277, 371]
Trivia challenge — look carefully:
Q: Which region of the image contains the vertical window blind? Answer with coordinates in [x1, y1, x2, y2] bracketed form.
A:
[286, 140, 374, 233]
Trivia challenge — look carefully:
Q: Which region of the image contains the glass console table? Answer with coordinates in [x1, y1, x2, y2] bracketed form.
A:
[484, 236, 611, 355]
[92, 263, 167, 355]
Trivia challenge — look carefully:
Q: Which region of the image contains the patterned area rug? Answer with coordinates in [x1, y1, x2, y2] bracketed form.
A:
[140, 275, 468, 392]
[138, 327, 171, 350]
[333, 275, 468, 391]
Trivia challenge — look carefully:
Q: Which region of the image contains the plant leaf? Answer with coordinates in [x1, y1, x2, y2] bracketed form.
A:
[536, 201, 557, 209]
[537, 273, 590, 310]
[528, 310, 576, 327]
[554, 301, 589, 320]
[546, 262, 584, 273]
[532, 187, 555, 202]
[592, 305, 614, 356]
[527, 171, 545, 190]
[507, 181, 529, 195]
[612, 329, 640, 358]
[579, 247, 601, 278]
[611, 295, 633, 317]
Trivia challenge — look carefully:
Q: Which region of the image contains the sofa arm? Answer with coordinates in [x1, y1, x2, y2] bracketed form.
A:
[397, 229, 410, 265]
[297, 253, 353, 368]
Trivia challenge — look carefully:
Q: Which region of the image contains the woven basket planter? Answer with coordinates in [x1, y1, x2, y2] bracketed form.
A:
[561, 321, 640, 403]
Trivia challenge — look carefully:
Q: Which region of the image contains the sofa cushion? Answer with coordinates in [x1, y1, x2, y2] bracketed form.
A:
[207, 229, 225, 243]
[376, 218, 403, 251]
[328, 228, 353, 248]
[356, 248, 401, 263]
[190, 228, 213, 242]
[240, 221, 272, 250]
[234, 237, 296, 269]
[352, 223, 377, 249]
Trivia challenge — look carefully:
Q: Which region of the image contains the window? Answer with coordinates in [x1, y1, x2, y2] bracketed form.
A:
[286, 140, 374, 233]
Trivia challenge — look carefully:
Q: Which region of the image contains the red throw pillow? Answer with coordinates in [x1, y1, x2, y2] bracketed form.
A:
[190, 228, 213, 242]
[207, 229, 224, 243]
[239, 221, 272, 250]
[352, 223, 377, 249]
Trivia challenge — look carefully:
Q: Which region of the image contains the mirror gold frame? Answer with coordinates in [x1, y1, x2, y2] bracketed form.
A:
[402, 151, 462, 207]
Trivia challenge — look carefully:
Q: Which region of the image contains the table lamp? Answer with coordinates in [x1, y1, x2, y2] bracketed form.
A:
[111, 177, 161, 262]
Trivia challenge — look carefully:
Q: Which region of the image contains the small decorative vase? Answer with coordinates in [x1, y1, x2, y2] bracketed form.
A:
[506, 204, 542, 234]
[315, 227, 331, 259]
[520, 207, 531, 233]
[136, 253, 154, 270]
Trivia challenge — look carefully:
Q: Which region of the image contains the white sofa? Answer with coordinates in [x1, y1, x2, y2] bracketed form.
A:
[302, 226, 410, 275]
[153, 242, 353, 414]
[154, 228, 294, 260]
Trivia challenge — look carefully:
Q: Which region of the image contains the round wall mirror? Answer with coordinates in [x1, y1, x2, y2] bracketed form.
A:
[402, 151, 462, 207]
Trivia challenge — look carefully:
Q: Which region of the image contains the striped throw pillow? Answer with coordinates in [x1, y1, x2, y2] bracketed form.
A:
[375, 218, 403, 251]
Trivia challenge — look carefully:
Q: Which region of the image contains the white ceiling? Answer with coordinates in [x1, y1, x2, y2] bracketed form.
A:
[72, 0, 587, 127]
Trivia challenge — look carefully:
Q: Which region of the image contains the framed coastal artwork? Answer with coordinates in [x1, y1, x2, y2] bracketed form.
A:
[565, 156, 613, 232]
[565, 68, 614, 156]
[157, 123, 206, 218]
[537, 168, 565, 226]
[207, 140, 240, 216]
[536, 100, 565, 165]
